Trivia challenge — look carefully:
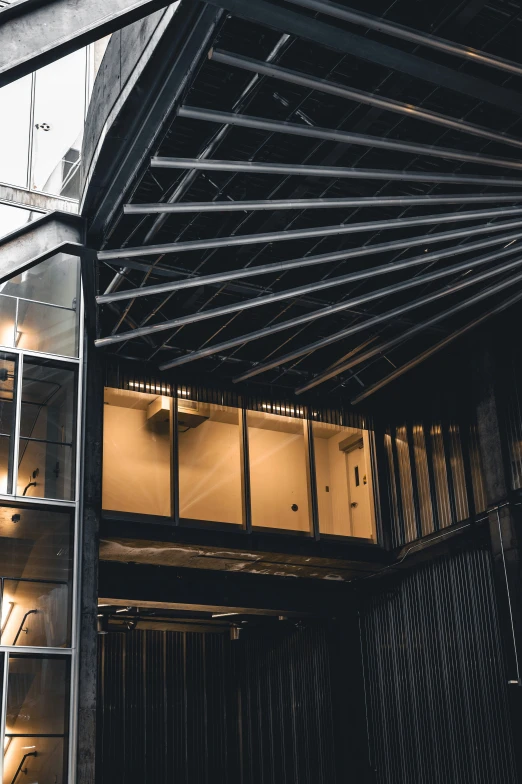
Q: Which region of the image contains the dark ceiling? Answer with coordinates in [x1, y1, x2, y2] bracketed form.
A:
[93, 0, 522, 404]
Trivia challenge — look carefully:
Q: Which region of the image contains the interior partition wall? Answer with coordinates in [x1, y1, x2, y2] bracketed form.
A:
[0, 252, 83, 784]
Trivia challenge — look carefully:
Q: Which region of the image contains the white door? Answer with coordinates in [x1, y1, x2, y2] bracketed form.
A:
[346, 445, 371, 537]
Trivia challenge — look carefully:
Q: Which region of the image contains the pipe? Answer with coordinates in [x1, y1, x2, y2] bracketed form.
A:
[97, 224, 522, 305]
[297, 266, 522, 392]
[150, 157, 522, 188]
[123, 192, 522, 215]
[211, 49, 522, 151]
[158, 253, 522, 371]
[349, 287, 522, 404]
[284, 0, 522, 79]
[178, 106, 522, 173]
[95, 243, 522, 347]
[98, 205, 522, 261]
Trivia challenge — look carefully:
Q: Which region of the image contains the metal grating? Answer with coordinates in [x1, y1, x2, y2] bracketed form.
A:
[360, 546, 518, 784]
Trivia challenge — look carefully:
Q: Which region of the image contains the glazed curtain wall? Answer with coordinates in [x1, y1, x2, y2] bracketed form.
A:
[96, 623, 368, 784]
[382, 418, 486, 548]
[360, 547, 517, 784]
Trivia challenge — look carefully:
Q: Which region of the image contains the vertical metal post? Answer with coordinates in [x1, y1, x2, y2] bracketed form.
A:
[406, 422, 423, 540]
[304, 414, 319, 539]
[239, 402, 252, 533]
[389, 427, 406, 547]
[11, 353, 23, 498]
[459, 417, 477, 523]
[441, 420, 458, 525]
[423, 419, 441, 533]
[172, 395, 179, 525]
[0, 649, 9, 784]
[369, 426, 390, 549]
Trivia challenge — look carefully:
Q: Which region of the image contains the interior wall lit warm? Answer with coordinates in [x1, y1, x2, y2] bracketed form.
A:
[102, 387, 376, 540]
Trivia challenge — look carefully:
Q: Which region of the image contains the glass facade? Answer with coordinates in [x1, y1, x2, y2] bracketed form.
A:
[102, 388, 377, 540]
[0, 253, 82, 784]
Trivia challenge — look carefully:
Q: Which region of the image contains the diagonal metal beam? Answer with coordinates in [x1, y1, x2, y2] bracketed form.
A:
[156, 253, 522, 371]
[96, 226, 522, 305]
[150, 157, 522, 188]
[204, 0, 522, 114]
[178, 106, 522, 172]
[350, 287, 522, 405]
[0, 0, 176, 88]
[284, 0, 522, 79]
[97, 206, 522, 261]
[94, 242, 522, 347]
[210, 49, 522, 151]
[123, 192, 522, 215]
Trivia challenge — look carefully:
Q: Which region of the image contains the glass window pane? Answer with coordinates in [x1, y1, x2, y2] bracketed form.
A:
[313, 422, 375, 539]
[178, 400, 243, 524]
[0, 295, 16, 348]
[0, 204, 37, 241]
[31, 50, 86, 197]
[448, 422, 469, 522]
[4, 655, 69, 784]
[18, 361, 76, 501]
[0, 505, 73, 582]
[4, 736, 65, 784]
[412, 424, 434, 537]
[430, 424, 452, 529]
[248, 410, 310, 532]
[0, 75, 32, 188]
[395, 426, 416, 544]
[0, 354, 17, 493]
[16, 301, 78, 357]
[102, 387, 172, 516]
[2, 253, 80, 309]
[1, 579, 69, 647]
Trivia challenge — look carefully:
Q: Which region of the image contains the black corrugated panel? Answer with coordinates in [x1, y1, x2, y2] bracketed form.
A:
[97, 623, 369, 783]
[360, 547, 517, 784]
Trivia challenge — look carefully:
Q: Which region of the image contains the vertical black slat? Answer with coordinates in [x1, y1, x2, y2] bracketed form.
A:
[172, 395, 180, 524]
[459, 417, 477, 522]
[239, 401, 252, 533]
[305, 414, 320, 540]
[6, 353, 18, 494]
[390, 427, 406, 547]
[441, 419, 458, 525]
[405, 423, 423, 541]
[369, 428, 387, 548]
[423, 419, 441, 533]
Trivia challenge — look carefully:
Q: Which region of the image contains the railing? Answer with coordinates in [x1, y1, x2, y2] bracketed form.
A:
[10, 751, 37, 784]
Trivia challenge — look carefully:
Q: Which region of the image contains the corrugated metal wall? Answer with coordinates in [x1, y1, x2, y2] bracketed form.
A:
[360, 546, 517, 784]
[383, 419, 486, 547]
[96, 623, 361, 784]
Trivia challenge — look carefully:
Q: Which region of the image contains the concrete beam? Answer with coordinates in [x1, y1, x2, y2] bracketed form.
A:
[0, 0, 176, 88]
[0, 211, 84, 282]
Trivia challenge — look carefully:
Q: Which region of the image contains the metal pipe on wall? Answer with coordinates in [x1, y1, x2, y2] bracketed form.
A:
[95, 242, 522, 346]
[157, 253, 522, 371]
[210, 49, 522, 151]
[98, 205, 522, 261]
[124, 192, 522, 215]
[178, 106, 522, 172]
[349, 288, 522, 404]
[97, 226, 522, 305]
[283, 0, 522, 79]
[150, 157, 522, 188]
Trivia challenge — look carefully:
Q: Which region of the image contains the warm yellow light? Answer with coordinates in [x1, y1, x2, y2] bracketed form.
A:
[4, 737, 12, 755]
[0, 321, 14, 348]
[1, 597, 14, 636]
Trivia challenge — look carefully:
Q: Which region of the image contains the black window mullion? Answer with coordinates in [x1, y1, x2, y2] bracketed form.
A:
[305, 414, 320, 540]
[171, 396, 179, 524]
[239, 402, 252, 533]
[459, 417, 477, 523]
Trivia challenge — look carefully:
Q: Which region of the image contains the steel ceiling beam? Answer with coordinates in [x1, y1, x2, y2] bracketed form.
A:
[124, 192, 522, 215]
[204, 0, 522, 114]
[210, 49, 522, 151]
[94, 242, 522, 347]
[151, 157, 522, 188]
[178, 106, 522, 173]
[350, 288, 522, 404]
[157, 253, 522, 371]
[98, 206, 522, 261]
[284, 0, 522, 79]
[0, 0, 176, 88]
[97, 226, 522, 305]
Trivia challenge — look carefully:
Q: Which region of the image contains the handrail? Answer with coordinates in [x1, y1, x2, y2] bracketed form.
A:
[10, 751, 37, 784]
[13, 609, 38, 645]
